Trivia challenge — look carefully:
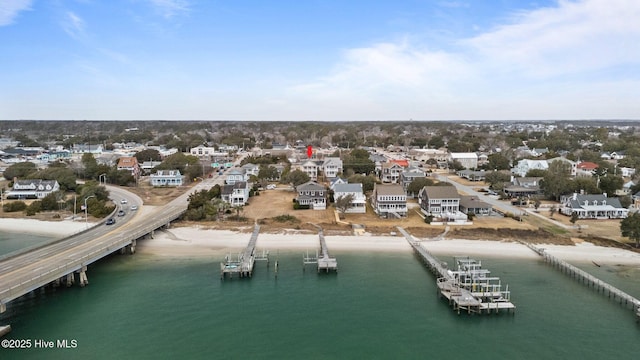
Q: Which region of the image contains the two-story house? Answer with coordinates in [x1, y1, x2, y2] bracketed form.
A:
[449, 152, 478, 170]
[241, 163, 260, 178]
[295, 181, 326, 210]
[418, 185, 467, 222]
[221, 181, 250, 206]
[322, 157, 343, 179]
[400, 167, 427, 197]
[297, 160, 318, 182]
[150, 170, 183, 187]
[380, 162, 404, 183]
[333, 183, 366, 213]
[370, 184, 407, 218]
[117, 156, 140, 178]
[225, 168, 247, 185]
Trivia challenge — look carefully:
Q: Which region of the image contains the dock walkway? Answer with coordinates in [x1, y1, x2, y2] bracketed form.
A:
[520, 241, 640, 320]
[398, 227, 515, 315]
[220, 224, 261, 279]
[303, 224, 338, 273]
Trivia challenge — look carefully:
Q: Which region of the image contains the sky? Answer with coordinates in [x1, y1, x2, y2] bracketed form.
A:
[1, 0, 639, 121]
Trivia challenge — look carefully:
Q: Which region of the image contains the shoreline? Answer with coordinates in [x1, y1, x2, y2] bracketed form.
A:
[0, 218, 92, 237]
[2, 218, 640, 266]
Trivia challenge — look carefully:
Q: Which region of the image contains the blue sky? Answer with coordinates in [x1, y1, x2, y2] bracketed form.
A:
[1, 0, 639, 121]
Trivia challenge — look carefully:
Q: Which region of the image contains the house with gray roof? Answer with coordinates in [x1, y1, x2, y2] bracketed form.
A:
[418, 185, 468, 222]
[6, 179, 60, 199]
[150, 170, 183, 187]
[560, 193, 628, 219]
[296, 181, 326, 210]
[371, 184, 407, 218]
[333, 183, 366, 213]
[459, 195, 492, 216]
[221, 181, 250, 206]
[400, 167, 427, 197]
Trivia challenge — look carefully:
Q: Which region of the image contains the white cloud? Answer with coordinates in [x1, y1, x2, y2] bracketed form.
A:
[0, 0, 32, 26]
[148, 0, 190, 19]
[61, 11, 86, 40]
[467, 0, 640, 77]
[285, 0, 640, 120]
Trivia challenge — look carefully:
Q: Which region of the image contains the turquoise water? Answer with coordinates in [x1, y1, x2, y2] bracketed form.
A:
[1, 249, 640, 359]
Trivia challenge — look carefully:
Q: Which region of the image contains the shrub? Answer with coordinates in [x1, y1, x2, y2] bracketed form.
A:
[424, 215, 433, 224]
[273, 214, 299, 223]
[3, 201, 27, 212]
[26, 201, 42, 216]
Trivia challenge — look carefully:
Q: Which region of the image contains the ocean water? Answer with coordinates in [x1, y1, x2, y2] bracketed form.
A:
[1, 248, 640, 360]
[0, 231, 56, 256]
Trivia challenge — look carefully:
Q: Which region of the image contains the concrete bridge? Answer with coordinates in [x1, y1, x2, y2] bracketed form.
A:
[0, 178, 220, 315]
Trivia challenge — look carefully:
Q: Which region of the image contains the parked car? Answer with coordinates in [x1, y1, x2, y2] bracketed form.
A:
[105, 218, 116, 225]
[266, 184, 276, 190]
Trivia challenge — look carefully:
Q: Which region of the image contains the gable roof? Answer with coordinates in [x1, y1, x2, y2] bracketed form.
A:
[333, 183, 363, 194]
[374, 183, 405, 196]
[422, 185, 460, 199]
[297, 181, 324, 191]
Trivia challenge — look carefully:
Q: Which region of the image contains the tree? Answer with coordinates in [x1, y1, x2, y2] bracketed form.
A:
[484, 171, 511, 191]
[347, 174, 377, 192]
[525, 169, 547, 177]
[343, 149, 375, 175]
[534, 199, 541, 212]
[598, 175, 623, 196]
[3, 162, 37, 180]
[81, 153, 99, 180]
[134, 149, 162, 163]
[285, 169, 310, 187]
[541, 160, 572, 201]
[406, 178, 434, 196]
[571, 177, 599, 195]
[570, 212, 579, 227]
[335, 193, 355, 216]
[258, 165, 279, 182]
[620, 212, 640, 247]
[487, 153, 511, 170]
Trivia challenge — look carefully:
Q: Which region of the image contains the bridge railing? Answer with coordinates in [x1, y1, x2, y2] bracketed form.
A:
[0, 206, 186, 304]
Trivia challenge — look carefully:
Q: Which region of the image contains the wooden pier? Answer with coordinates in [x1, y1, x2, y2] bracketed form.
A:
[303, 225, 338, 273]
[220, 224, 265, 279]
[397, 227, 515, 315]
[520, 241, 640, 320]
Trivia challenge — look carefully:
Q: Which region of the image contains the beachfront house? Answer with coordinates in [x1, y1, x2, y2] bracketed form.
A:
[418, 185, 467, 222]
[221, 181, 250, 206]
[295, 181, 326, 210]
[560, 193, 628, 219]
[6, 179, 60, 199]
[459, 195, 493, 216]
[370, 183, 407, 218]
[333, 183, 366, 214]
[150, 170, 183, 187]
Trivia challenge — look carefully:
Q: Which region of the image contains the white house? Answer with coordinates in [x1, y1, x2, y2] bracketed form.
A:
[297, 160, 318, 182]
[150, 170, 183, 187]
[560, 193, 628, 219]
[333, 183, 366, 213]
[380, 162, 404, 183]
[449, 152, 478, 170]
[511, 159, 548, 177]
[241, 163, 260, 178]
[322, 157, 343, 179]
[371, 184, 407, 218]
[6, 179, 60, 199]
[190, 145, 218, 158]
[225, 168, 247, 185]
[221, 181, 250, 206]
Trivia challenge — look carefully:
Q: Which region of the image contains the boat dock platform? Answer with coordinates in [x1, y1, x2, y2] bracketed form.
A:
[220, 224, 265, 279]
[397, 227, 515, 315]
[303, 225, 338, 273]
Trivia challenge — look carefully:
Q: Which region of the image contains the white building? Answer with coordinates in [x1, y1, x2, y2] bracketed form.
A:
[322, 157, 343, 179]
[150, 170, 183, 187]
[448, 152, 478, 170]
[333, 183, 366, 213]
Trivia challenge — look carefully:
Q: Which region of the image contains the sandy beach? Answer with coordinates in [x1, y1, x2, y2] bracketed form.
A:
[0, 218, 92, 237]
[134, 226, 640, 265]
[1, 218, 639, 265]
